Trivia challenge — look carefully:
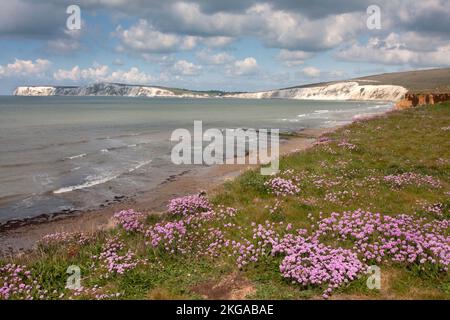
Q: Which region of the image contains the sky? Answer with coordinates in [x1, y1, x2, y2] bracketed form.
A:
[0, 0, 450, 94]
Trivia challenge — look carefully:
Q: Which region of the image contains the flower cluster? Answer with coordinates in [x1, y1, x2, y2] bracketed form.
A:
[145, 220, 187, 253]
[167, 193, 212, 215]
[265, 177, 300, 196]
[39, 232, 91, 247]
[338, 140, 357, 150]
[0, 264, 46, 300]
[231, 221, 365, 298]
[324, 190, 359, 204]
[313, 137, 331, 146]
[384, 172, 441, 188]
[114, 209, 144, 232]
[313, 210, 450, 270]
[145, 205, 237, 257]
[64, 285, 122, 300]
[232, 221, 283, 268]
[423, 203, 445, 217]
[95, 237, 142, 276]
[274, 235, 364, 299]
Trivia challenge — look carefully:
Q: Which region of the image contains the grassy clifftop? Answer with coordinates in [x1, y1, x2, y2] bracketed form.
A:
[1, 103, 449, 300]
[354, 68, 450, 93]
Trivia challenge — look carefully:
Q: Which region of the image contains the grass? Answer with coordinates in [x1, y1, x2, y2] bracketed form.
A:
[1, 103, 449, 300]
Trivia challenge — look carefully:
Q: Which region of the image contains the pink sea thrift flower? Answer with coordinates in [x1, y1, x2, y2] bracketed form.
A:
[167, 193, 212, 215]
[114, 209, 144, 232]
[265, 177, 300, 196]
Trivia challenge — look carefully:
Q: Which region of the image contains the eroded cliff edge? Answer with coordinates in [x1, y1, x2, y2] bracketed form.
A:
[395, 93, 450, 109]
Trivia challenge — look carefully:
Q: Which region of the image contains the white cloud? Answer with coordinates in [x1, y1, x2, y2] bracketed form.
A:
[196, 50, 234, 65]
[168, 2, 365, 52]
[336, 32, 450, 67]
[228, 57, 259, 76]
[201, 36, 235, 48]
[301, 66, 321, 77]
[108, 67, 153, 83]
[172, 60, 202, 76]
[277, 49, 313, 66]
[115, 19, 197, 54]
[0, 58, 51, 78]
[47, 38, 81, 53]
[53, 64, 153, 84]
[46, 28, 83, 54]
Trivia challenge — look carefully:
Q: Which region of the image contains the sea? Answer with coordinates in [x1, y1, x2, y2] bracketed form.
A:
[0, 96, 392, 223]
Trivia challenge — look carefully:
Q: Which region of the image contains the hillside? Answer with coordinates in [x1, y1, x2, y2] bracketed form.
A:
[283, 68, 450, 93]
[354, 68, 450, 93]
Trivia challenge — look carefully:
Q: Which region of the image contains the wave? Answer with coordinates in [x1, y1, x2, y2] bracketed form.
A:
[128, 160, 152, 173]
[53, 160, 152, 194]
[99, 142, 150, 153]
[53, 174, 119, 194]
[65, 153, 87, 160]
[96, 132, 142, 141]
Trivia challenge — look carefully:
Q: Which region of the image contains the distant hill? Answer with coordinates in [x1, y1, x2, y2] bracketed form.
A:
[353, 68, 450, 93]
[284, 68, 450, 93]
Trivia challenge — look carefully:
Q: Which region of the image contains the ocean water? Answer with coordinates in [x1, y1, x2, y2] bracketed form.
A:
[0, 96, 392, 223]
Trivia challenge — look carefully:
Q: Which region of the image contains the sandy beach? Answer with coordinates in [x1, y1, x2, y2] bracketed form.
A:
[0, 127, 338, 257]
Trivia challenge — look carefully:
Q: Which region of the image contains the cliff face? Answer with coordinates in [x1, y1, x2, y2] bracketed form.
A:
[395, 93, 450, 109]
[14, 81, 408, 102]
[14, 83, 210, 98]
[224, 82, 407, 102]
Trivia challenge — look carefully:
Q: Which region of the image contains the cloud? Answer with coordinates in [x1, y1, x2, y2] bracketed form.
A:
[108, 67, 153, 83]
[53, 64, 153, 84]
[114, 19, 237, 59]
[158, 2, 365, 52]
[172, 60, 202, 76]
[201, 36, 235, 48]
[46, 37, 81, 53]
[336, 33, 450, 67]
[301, 66, 321, 77]
[277, 49, 313, 66]
[115, 19, 198, 54]
[228, 57, 259, 76]
[196, 50, 234, 65]
[112, 58, 124, 66]
[0, 58, 51, 78]
[0, 0, 65, 38]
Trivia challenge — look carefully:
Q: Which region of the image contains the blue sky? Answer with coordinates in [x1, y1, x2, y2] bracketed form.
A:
[1, 0, 450, 94]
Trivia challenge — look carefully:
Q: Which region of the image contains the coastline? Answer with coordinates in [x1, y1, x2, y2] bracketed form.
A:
[0, 126, 340, 257]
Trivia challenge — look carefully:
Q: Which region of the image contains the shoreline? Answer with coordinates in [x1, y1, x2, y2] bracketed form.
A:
[0, 126, 342, 257]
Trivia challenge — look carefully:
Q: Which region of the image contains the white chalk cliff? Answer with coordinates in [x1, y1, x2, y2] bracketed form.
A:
[14, 83, 210, 98]
[14, 81, 408, 102]
[224, 82, 407, 102]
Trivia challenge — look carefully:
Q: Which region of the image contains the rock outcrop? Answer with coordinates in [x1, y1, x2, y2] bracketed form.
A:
[395, 93, 450, 109]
